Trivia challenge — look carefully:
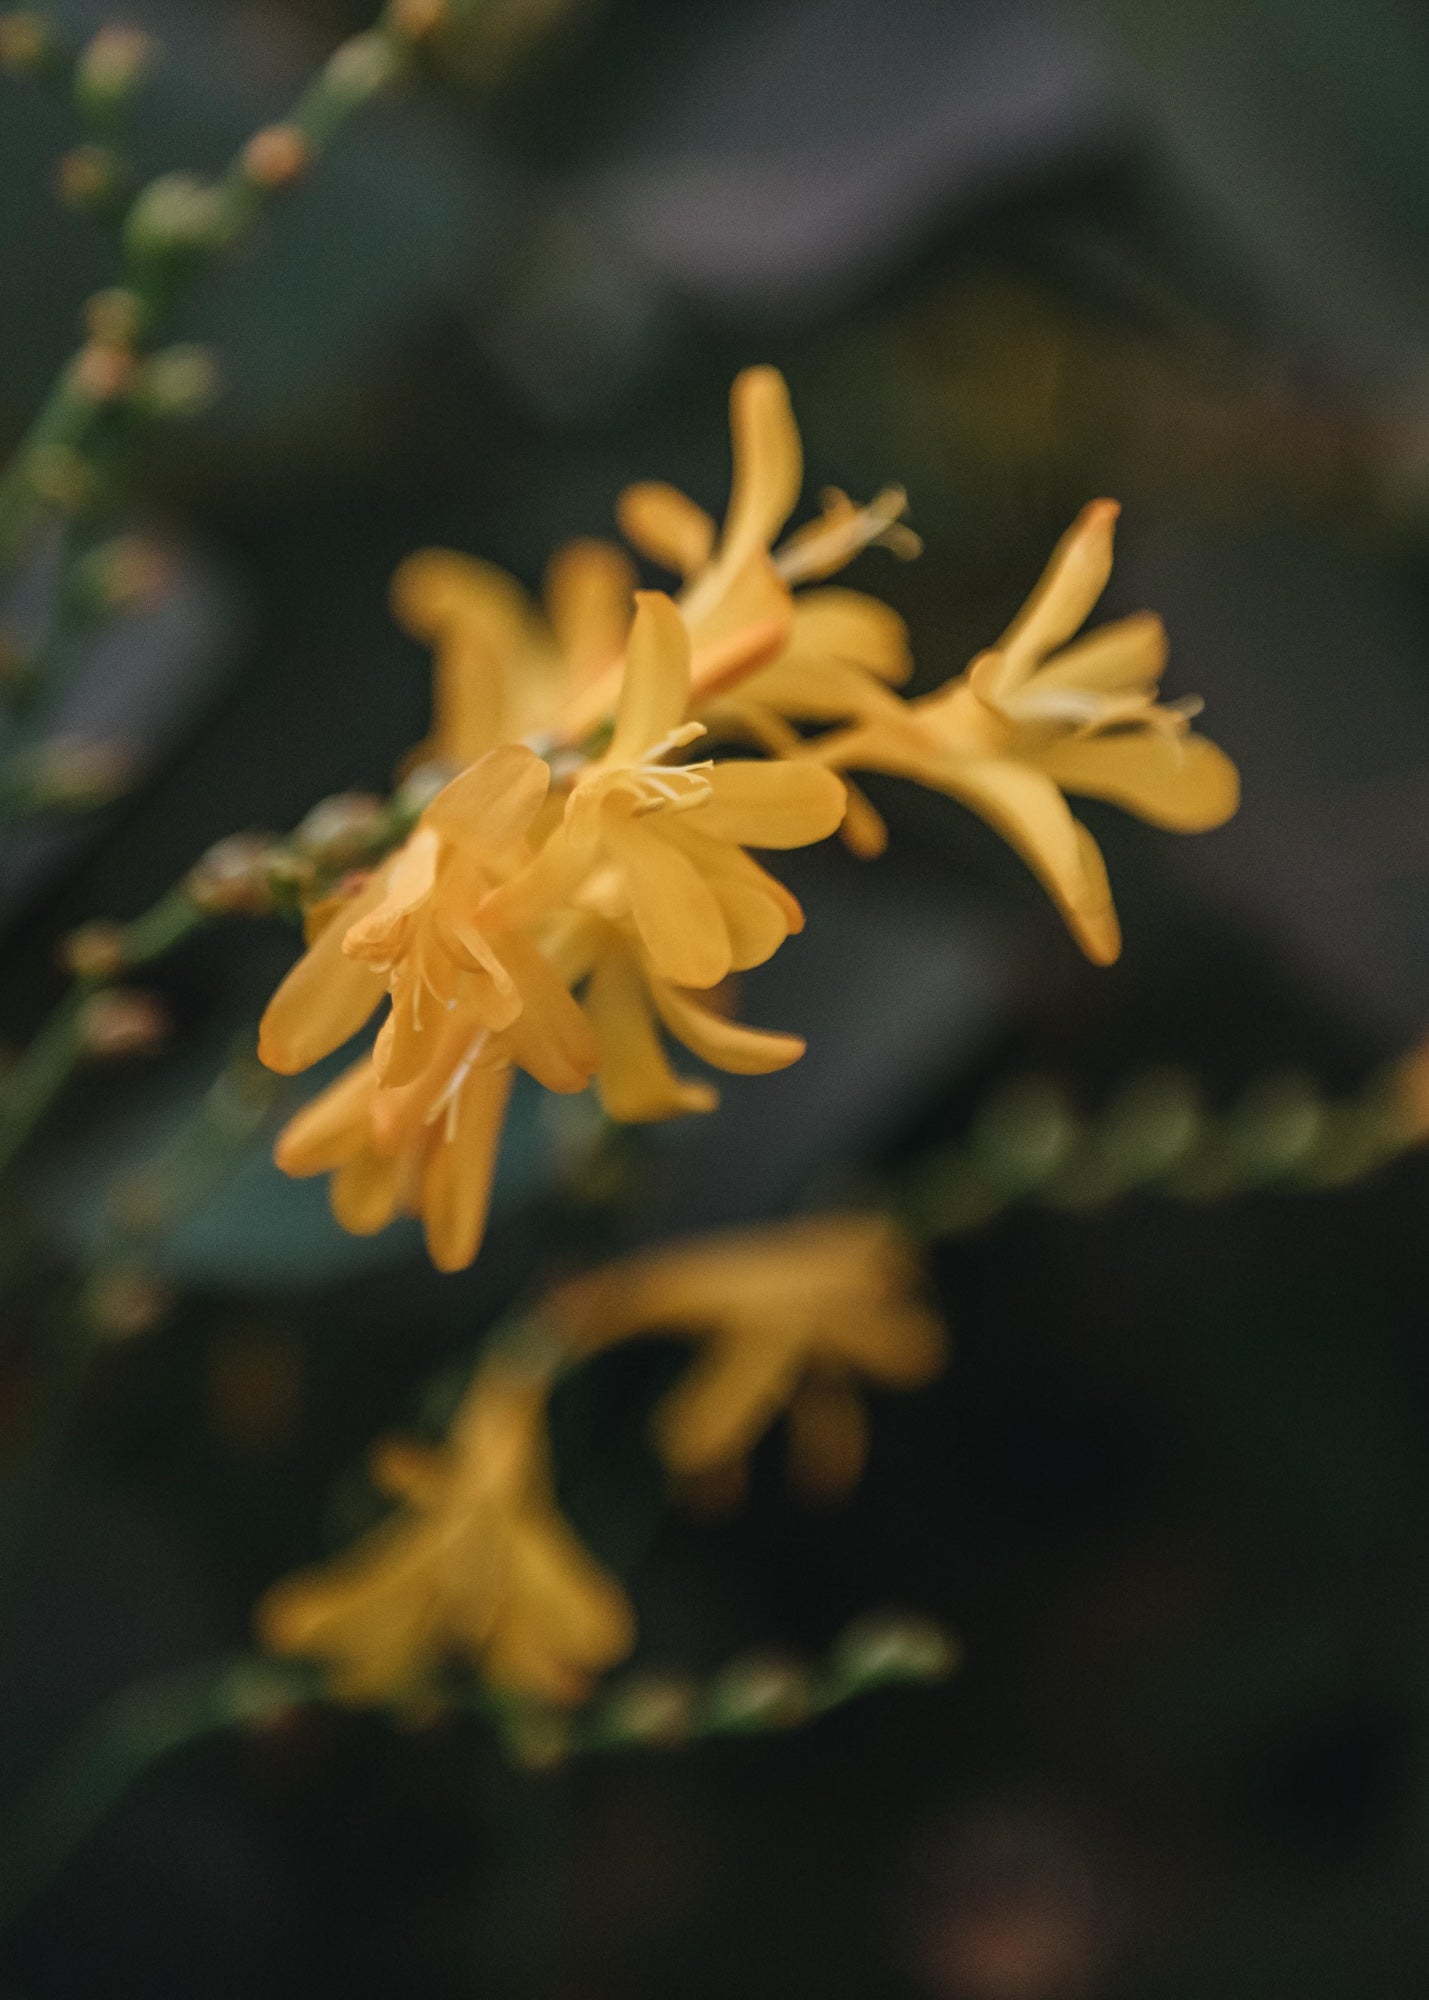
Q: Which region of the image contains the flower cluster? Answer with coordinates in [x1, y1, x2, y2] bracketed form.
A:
[259, 1214, 942, 1706]
[257, 367, 1238, 1271]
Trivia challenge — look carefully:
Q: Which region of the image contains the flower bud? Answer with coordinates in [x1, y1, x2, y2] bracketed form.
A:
[54, 142, 128, 216]
[0, 11, 54, 76]
[27, 442, 97, 513]
[241, 124, 311, 192]
[83, 287, 143, 347]
[84, 1262, 174, 1341]
[389, 0, 449, 38]
[22, 736, 131, 811]
[831, 1612, 959, 1688]
[292, 792, 386, 869]
[71, 339, 137, 403]
[124, 171, 229, 268]
[323, 31, 401, 104]
[187, 832, 279, 916]
[78, 988, 170, 1060]
[601, 1674, 696, 1747]
[704, 1653, 809, 1732]
[61, 919, 128, 982]
[72, 534, 170, 619]
[74, 23, 154, 113]
[135, 344, 220, 420]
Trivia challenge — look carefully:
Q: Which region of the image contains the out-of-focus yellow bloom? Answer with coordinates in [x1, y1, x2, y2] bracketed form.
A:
[393, 538, 636, 766]
[549, 1213, 945, 1497]
[258, 1365, 634, 1706]
[815, 501, 1239, 962]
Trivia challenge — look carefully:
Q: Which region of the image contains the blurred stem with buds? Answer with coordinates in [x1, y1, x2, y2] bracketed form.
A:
[0, 0, 473, 812]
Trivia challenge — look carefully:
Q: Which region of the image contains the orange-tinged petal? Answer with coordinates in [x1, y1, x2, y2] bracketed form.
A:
[1032, 730, 1240, 832]
[695, 760, 846, 848]
[998, 500, 1119, 683]
[273, 1058, 377, 1175]
[419, 1065, 512, 1273]
[427, 628, 505, 764]
[616, 482, 716, 578]
[585, 943, 717, 1122]
[604, 811, 732, 988]
[606, 592, 692, 765]
[651, 982, 805, 1075]
[258, 870, 390, 1074]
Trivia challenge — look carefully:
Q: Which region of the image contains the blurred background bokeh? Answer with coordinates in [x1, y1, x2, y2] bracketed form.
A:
[7, 0, 1429, 1994]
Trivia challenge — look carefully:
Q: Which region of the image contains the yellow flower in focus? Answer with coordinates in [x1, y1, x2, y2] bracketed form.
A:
[392, 538, 637, 766]
[815, 500, 1240, 963]
[258, 1365, 634, 1706]
[549, 1214, 946, 1499]
[481, 591, 848, 991]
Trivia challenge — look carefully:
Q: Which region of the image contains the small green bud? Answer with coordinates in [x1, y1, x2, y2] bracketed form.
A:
[703, 1653, 809, 1733]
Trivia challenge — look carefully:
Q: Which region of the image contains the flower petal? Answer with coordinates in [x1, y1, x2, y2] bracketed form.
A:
[258, 871, 390, 1074]
[604, 811, 732, 987]
[423, 744, 551, 855]
[585, 941, 717, 1122]
[651, 982, 805, 1075]
[390, 549, 533, 654]
[722, 365, 802, 566]
[998, 500, 1119, 683]
[654, 1336, 805, 1473]
[419, 1065, 513, 1272]
[606, 592, 693, 765]
[785, 587, 912, 684]
[331, 1148, 407, 1236]
[616, 482, 716, 578]
[273, 1058, 377, 1175]
[1032, 729, 1240, 832]
[1032, 611, 1167, 696]
[695, 760, 847, 848]
[544, 539, 636, 687]
[941, 756, 1122, 964]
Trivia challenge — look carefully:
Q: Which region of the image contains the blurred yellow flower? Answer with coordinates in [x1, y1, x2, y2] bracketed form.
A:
[258, 1365, 634, 1706]
[816, 500, 1239, 962]
[549, 1213, 946, 1497]
[392, 537, 636, 766]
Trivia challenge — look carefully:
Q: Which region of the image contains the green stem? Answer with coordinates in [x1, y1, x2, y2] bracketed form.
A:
[0, 886, 203, 1184]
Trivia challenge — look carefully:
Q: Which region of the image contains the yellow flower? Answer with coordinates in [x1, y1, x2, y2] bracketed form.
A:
[392, 537, 637, 766]
[548, 1213, 946, 1498]
[258, 1365, 634, 1706]
[480, 591, 848, 991]
[815, 500, 1240, 962]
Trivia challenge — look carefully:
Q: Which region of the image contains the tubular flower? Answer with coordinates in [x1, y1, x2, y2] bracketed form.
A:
[813, 500, 1240, 963]
[548, 1214, 946, 1499]
[392, 537, 637, 766]
[258, 1365, 634, 1707]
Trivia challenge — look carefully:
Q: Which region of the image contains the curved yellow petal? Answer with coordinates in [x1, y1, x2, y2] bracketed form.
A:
[585, 943, 717, 1122]
[616, 482, 716, 579]
[258, 871, 390, 1074]
[941, 756, 1122, 964]
[331, 1148, 408, 1236]
[422, 743, 551, 855]
[998, 500, 1119, 683]
[544, 539, 636, 687]
[426, 628, 505, 765]
[654, 1337, 804, 1473]
[606, 591, 693, 765]
[273, 1058, 377, 1176]
[419, 1065, 512, 1273]
[695, 760, 847, 848]
[604, 812, 732, 988]
[1032, 611, 1167, 696]
[390, 549, 533, 654]
[1032, 730, 1240, 832]
[722, 365, 802, 565]
[785, 587, 912, 684]
[651, 981, 805, 1075]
